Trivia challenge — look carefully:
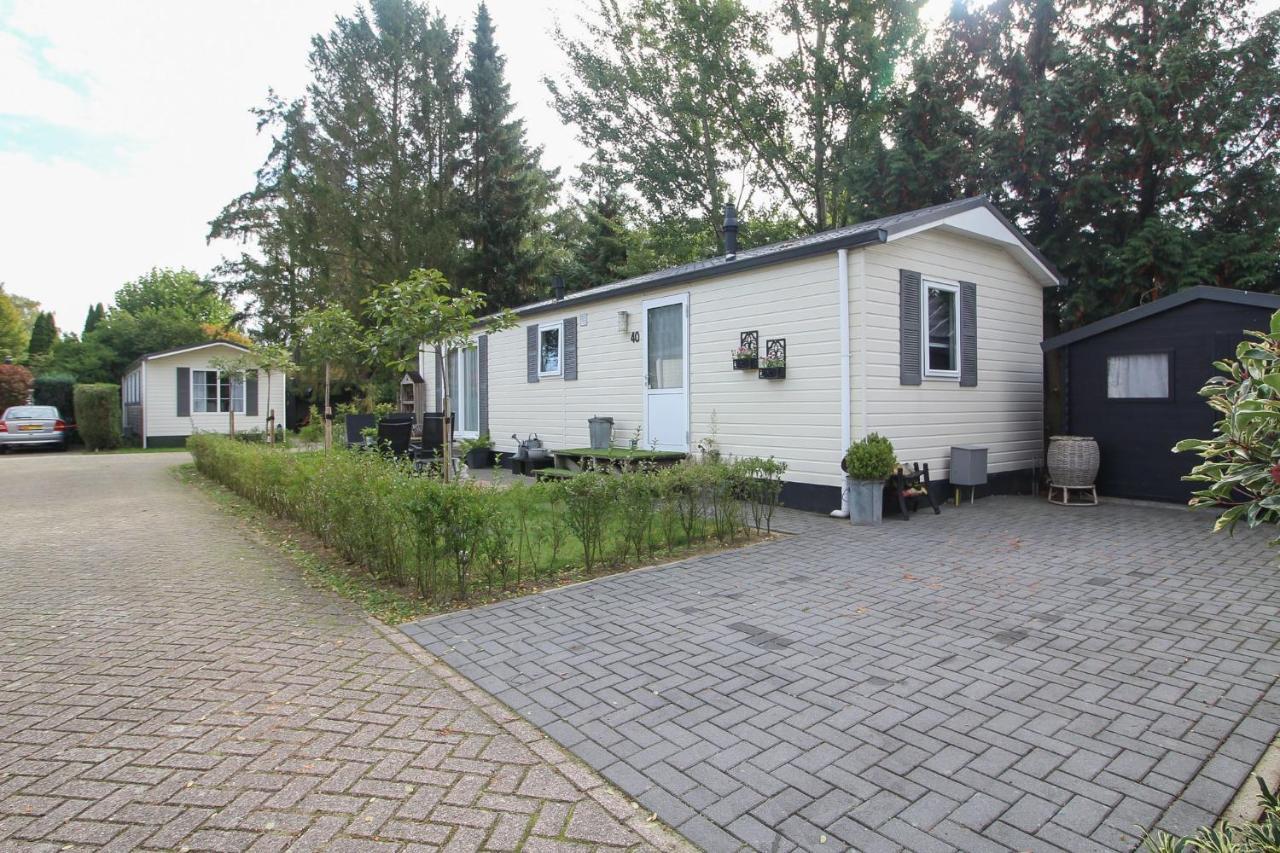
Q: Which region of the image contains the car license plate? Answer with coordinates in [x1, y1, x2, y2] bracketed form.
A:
[18, 424, 41, 431]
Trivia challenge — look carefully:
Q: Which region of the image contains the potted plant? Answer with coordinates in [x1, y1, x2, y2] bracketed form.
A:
[843, 433, 896, 525]
[758, 356, 786, 380]
[459, 434, 494, 469]
[732, 344, 758, 370]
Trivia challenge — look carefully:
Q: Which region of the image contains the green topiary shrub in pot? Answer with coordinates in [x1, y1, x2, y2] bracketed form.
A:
[73, 383, 122, 451]
[843, 433, 896, 525]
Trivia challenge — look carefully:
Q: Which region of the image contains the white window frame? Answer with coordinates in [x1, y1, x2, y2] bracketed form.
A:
[921, 277, 961, 380]
[191, 369, 246, 415]
[448, 345, 481, 439]
[537, 321, 563, 378]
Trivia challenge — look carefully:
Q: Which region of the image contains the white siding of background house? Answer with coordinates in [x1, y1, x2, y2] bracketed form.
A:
[124, 342, 287, 448]
[424, 197, 1060, 507]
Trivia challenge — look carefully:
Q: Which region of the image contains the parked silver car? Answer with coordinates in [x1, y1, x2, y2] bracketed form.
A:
[0, 405, 70, 451]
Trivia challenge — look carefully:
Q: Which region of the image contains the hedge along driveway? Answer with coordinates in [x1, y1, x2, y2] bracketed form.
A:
[405, 498, 1280, 852]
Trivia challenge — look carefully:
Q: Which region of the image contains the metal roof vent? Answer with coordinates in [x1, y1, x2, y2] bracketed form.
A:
[723, 203, 739, 259]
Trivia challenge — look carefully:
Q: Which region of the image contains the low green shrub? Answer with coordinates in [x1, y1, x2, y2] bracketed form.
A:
[735, 456, 787, 534]
[186, 436, 767, 606]
[844, 433, 896, 481]
[73, 383, 122, 450]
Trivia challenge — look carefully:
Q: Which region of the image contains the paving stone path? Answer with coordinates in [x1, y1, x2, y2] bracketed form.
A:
[0, 452, 686, 852]
[407, 498, 1280, 852]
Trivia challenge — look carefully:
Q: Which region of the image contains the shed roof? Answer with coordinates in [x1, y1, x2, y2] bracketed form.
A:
[1041, 286, 1280, 352]
[509, 196, 1064, 320]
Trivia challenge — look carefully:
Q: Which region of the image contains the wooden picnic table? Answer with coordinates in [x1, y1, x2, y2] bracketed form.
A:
[551, 447, 687, 473]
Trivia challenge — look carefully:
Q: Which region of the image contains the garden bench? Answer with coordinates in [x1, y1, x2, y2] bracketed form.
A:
[887, 462, 940, 519]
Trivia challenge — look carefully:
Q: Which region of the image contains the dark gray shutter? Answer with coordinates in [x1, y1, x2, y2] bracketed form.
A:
[245, 371, 259, 416]
[526, 324, 540, 383]
[176, 367, 190, 416]
[478, 334, 489, 436]
[435, 351, 444, 410]
[563, 317, 578, 380]
[899, 269, 922, 386]
[960, 281, 978, 387]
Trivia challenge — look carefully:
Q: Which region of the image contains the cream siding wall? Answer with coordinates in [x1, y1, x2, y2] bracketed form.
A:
[144, 347, 287, 439]
[429, 228, 1046, 491]
[856, 229, 1045, 479]
[447, 253, 847, 487]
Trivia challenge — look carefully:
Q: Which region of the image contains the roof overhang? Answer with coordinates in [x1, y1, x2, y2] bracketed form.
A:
[884, 201, 1064, 289]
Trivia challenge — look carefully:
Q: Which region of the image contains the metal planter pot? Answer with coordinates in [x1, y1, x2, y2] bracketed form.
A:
[847, 478, 884, 526]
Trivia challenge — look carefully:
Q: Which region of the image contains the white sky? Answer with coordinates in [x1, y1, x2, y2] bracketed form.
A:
[0, 0, 1273, 332]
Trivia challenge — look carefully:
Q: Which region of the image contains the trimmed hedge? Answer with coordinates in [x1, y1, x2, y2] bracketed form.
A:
[33, 373, 75, 422]
[187, 435, 787, 604]
[73, 383, 122, 450]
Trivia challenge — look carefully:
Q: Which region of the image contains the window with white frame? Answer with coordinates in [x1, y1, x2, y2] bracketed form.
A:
[1107, 353, 1170, 399]
[538, 322, 562, 376]
[923, 279, 959, 377]
[124, 371, 141, 405]
[447, 345, 481, 437]
[192, 369, 245, 413]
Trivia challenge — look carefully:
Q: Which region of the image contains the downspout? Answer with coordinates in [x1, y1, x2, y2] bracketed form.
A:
[855, 249, 869, 439]
[141, 360, 147, 450]
[831, 249, 851, 517]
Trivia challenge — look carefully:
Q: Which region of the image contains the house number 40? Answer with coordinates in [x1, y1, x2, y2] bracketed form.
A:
[630, 331, 640, 343]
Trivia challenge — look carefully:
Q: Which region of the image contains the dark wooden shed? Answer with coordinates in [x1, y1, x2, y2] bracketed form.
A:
[1042, 286, 1280, 503]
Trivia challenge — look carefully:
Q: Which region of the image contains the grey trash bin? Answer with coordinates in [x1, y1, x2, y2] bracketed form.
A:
[588, 416, 614, 450]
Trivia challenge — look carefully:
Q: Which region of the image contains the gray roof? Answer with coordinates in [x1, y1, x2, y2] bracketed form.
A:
[1041, 285, 1280, 352]
[509, 196, 1064, 319]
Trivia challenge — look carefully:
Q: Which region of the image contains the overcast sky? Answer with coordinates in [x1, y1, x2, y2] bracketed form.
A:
[0, 0, 1273, 332]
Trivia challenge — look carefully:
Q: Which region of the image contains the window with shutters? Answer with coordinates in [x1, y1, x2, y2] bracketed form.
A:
[192, 369, 245, 413]
[921, 279, 960, 378]
[538, 322, 562, 377]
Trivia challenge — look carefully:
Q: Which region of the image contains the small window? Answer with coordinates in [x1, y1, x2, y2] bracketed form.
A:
[538, 323, 562, 376]
[1107, 353, 1170, 399]
[192, 369, 246, 414]
[923, 280, 959, 377]
[448, 345, 481, 437]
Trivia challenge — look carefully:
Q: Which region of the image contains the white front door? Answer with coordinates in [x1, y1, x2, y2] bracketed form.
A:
[643, 293, 689, 451]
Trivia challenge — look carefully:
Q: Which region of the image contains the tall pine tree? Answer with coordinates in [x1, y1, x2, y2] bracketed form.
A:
[461, 3, 555, 309]
[27, 312, 56, 358]
[83, 303, 105, 335]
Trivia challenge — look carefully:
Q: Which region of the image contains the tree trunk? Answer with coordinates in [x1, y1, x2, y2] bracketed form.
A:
[323, 361, 332, 452]
[440, 347, 453, 483]
[266, 371, 274, 445]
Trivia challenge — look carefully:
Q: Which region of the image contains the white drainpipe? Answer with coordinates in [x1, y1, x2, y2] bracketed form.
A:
[832, 248, 851, 517]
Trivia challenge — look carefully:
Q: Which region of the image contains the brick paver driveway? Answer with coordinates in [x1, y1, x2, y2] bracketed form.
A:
[407, 498, 1280, 852]
[0, 452, 683, 852]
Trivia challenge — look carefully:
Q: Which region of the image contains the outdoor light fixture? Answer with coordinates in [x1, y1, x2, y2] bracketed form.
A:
[617, 310, 629, 332]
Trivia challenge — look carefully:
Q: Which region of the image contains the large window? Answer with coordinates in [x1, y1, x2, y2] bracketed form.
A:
[192, 369, 245, 414]
[923, 279, 959, 377]
[1107, 353, 1170, 399]
[538, 322, 562, 376]
[448, 345, 481, 437]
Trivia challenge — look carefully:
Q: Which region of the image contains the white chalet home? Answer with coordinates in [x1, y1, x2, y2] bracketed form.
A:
[421, 197, 1064, 510]
[121, 341, 287, 448]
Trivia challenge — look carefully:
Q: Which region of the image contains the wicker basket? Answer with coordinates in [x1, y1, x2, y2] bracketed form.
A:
[1047, 435, 1099, 487]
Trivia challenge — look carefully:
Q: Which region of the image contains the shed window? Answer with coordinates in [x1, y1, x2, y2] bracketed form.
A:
[923, 280, 959, 377]
[448, 345, 480, 437]
[538, 322, 562, 376]
[1107, 353, 1169, 399]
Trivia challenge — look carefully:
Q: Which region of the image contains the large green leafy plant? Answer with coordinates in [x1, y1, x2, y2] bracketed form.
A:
[1176, 311, 1280, 538]
[1142, 776, 1280, 852]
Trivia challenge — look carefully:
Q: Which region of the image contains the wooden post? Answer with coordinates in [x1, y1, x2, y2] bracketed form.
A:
[441, 348, 453, 483]
[323, 361, 332, 451]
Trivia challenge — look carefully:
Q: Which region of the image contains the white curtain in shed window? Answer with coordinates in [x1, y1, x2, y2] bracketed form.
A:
[1107, 353, 1169, 399]
[647, 303, 684, 389]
